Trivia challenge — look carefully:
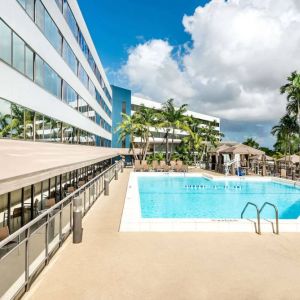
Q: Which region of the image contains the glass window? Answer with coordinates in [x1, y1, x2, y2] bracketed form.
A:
[88, 79, 96, 99]
[35, 0, 45, 32]
[25, 46, 34, 80]
[45, 11, 62, 54]
[10, 104, 24, 139]
[122, 101, 126, 114]
[24, 109, 34, 140]
[17, 0, 34, 19]
[34, 55, 44, 87]
[55, 0, 63, 11]
[0, 98, 11, 138]
[13, 33, 25, 74]
[62, 81, 77, 108]
[0, 19, 12, 64]
[78, 63, 88, 89]
[63, 0, 78, 39]
[35, 113, 44, 140]
[62, 40, 77, 74]
[44, 63, 61, 98]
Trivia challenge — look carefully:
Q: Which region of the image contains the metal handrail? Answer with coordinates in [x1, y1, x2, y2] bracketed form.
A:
[0, 159, 123, 299]
[0, 160, 122, 248]
[241, 202, 261, 234]
[259, 202, 279, 234]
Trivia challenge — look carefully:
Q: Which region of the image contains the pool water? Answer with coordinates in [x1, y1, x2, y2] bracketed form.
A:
[138, 176, 300, 219]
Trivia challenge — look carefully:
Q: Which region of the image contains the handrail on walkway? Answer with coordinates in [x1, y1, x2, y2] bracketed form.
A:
[0, 159, 123, 299]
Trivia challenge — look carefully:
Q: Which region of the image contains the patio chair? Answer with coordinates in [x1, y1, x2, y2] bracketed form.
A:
[67, 186, 75, 194]
[134, 160, 142, 172]
[162, 164, 170, 172]
[152, 160, 159, 171]
[160, 161, 166, 169]
[280, 169, 287, 178]
[0, 226, 18, 253]
[177, 160, 183, 167]
[45, 198, 56, 209]
[141, 160, 149, 172]
[78, 180, 85, 188]
[170, 161, 176, 171]
[12, 207, 22, 230]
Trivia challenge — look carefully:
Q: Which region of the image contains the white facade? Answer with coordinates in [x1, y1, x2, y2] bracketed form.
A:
[131, 96, 221, 151]
[0, 0, 112, 146]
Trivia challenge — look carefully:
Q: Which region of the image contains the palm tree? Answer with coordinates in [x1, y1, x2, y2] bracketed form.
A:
[158, 99, 188, 163]
[198, 121, 223, 162]
[281, 71, 300, 154]
[272, 114, 298, 162]
[133, 106, 158, 161]
[116, 114, 141, 161]
[243, 138, 260, 149]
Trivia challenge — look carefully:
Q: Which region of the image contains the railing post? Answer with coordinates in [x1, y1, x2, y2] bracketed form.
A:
[104, 174, 109, 196]
[121, 161, 124, 173]
[25, 228, 30, 291]
[115, 168, 118, 180]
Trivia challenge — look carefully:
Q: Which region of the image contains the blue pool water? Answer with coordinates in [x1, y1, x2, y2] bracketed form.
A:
[138, 176, 300, 219]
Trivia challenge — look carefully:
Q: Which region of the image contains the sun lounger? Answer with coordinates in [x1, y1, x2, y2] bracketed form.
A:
[170, 160, 176, 171]
[141, 160, 149, 171]
[134, 160, 142, 172]
[152, 160, 159, 171]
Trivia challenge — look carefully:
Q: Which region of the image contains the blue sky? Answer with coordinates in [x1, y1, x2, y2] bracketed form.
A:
[77, 0, 300, 148]
[78, 0, 207, 77]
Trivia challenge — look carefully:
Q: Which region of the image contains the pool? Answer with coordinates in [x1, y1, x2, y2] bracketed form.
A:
[138, 176, 300, 219]
[120, 173, 300, 232]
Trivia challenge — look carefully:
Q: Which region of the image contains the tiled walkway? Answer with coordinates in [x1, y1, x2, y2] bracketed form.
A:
[25, 169, 300, 300]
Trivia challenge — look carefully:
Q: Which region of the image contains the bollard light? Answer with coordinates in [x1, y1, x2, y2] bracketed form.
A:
[73, 196, 83, 244]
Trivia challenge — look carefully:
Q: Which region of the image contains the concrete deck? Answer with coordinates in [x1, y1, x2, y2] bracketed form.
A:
[25, 169, 300, 300]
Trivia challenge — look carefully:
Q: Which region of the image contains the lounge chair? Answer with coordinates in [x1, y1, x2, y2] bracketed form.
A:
[45, 198, 56, 209]
[141, 160, 149, 172]
[177, 160, 183, 167]
[134, 160, 142, 172]
[160, 161, 166, 169]
[78, 180, 85, 188]
[0, 226, 18, 253]
[170, 161, 176, 171]
[152, 160, 159, 171]
[163, 164, 170, 172]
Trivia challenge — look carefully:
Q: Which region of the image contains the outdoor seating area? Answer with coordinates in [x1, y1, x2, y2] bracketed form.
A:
[134, 160, 188, 172]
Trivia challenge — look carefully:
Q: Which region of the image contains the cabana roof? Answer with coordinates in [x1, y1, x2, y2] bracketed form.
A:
[277, 154, 300, 164]
[219, 144, 265, 155]
[250, 154, 274, 161]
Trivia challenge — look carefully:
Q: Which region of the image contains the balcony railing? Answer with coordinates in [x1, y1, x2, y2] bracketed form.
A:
[0, 160, 123, 300]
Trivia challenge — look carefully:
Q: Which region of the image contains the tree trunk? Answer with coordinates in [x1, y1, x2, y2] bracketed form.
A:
[170, 128, 175, 162]
[165, 131, 169, 163]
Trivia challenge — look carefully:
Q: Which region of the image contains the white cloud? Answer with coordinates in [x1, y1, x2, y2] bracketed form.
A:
[121, 0, 300, 123]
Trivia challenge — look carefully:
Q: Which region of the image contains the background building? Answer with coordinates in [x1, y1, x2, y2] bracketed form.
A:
[111, 85, 131, 148]
[0, 0, 112, 146]
[111, 90, 221, 153]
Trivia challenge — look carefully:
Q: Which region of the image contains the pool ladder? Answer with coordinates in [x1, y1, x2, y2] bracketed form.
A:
[241, 202, 279, 235]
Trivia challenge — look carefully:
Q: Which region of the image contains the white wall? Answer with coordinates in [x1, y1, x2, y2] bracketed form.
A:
[0, 1, 112, 139]
[132, 96, 220, 124]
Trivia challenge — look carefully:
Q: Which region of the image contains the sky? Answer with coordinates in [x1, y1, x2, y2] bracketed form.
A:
[78, 0, 300, 148]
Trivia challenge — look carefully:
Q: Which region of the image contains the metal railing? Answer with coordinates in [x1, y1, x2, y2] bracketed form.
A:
[0, 160, 123, 300]
[241, 201, 280, 235]
[259, 202, 279, 235]
[241, 202, 261, 234]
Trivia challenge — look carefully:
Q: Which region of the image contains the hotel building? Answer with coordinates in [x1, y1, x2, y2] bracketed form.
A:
[0, 0, 112, 146]
[111, 86, 221, 152]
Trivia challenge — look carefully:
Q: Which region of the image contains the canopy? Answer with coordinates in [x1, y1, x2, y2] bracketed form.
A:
[219, 144, 265, 155]
[250, 154, 274, 161]
[277, 154, 300, 164]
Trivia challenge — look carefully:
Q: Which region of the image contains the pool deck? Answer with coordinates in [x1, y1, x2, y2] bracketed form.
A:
[24, 168, 300, 300]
